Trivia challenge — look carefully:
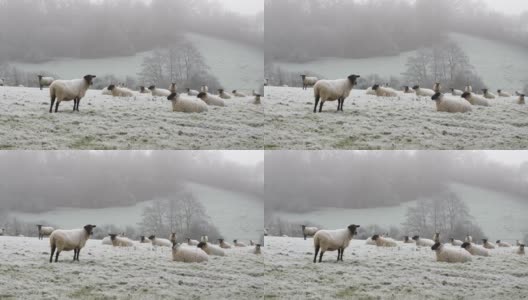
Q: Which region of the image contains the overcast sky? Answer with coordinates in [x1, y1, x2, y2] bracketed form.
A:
[219, 0, 263, 15]
[482, 0, 528, 15]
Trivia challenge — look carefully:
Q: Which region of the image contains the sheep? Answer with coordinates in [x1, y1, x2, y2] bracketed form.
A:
[49, 224, 96, 263]
[313, 74, 360, 113]
[465, 235, 473, 243]
[253, 94, 262, 105]
[432, 242, 472, 263]
[148, 85, 171, 97]
[170, 233, 177, 245]
[218, 89, 232, 99]
[102, 86, 112, 95]
[264, 228, 268, 236]
[197, 92, 225, 107]
[108, 84, 134, 97]
[518, 94, 525, 105]
[366, 237, 377, 245]
[451, 88, 463, 96]
[431, 93, 473, 113]
[148, 235, 172, 247]
[482, 239, 496, 249]
[232, 90, 247, 97]
[264, 79, 269, 86]
[139, 86, 151, 94]
[249, 240, 256, 246]
[301, 225, 319, 240]
[233, 239, 247, 247]
[403, 86, 415, 94]
[197, 241, 225, 256]
[412, 235, 435, 247]
[516, 244, 525, 255]
[0, 78, 4, 86]
[186, 88, 199, 96]
[482, 89, 496, 99]
[464, 85, 473, 93]
[38, 75, 55, 90]
[461, 92, 490, 107]
[496, 240, 512, 247]
[301, 75, 318, 90]
[187, 238, 199, 246]
[433, 82, 441, 93]
[139, 236, 151, 244]
[450, 238, 463, 246]
[0, 228, 5, 236]
[413, 85, 435, 97]
[403, 236, 414, 244]
[102, 236, 113, 245]
[200, 85, 209, 93]
[201, 236, 209, 242]
[172, 243, 208, 263]
[372, 84, 398, 97]
[218, 238, 232, 249]
[167, 92, 208, 113]
[253, 244, 261, 255]
[497, 90, 512, 97]
[371, 234, 397, 247]
[109, 234, 134, 247]
[170, 83, 177, 93]
[36, 225, 55, 240]
[313, 224, 360, 263]
[49, 75, 96, 113]
[461, 242, 490, 256]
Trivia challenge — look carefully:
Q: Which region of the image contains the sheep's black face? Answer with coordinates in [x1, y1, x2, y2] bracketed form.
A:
[431, 242, 441, 250]
[197, 242, 206, 249]
[412, 235, 419, 241]
[482, 89, 488, 93]
[497, 90, 501, 93]
[347, 75, 360, 84]
[232, 90, 237, 94]
[412, 85, 419, 90]
[167, 93, 177, 101]
[140, 236, 145, 242]
[219, 89, 224, 93]
[372, 84, 380, 90]
[233, 240, 238, 243]
[301, 225, 306, 230]
[38, 75, 43, 80]
[404, 236, 409, 241]
[301, 75, 306, 79]
[83, 75, 96, 85]
[108, 84, 115, 91]
[83, 224, 96, 234]
[496, 240, 500, 244]
[461, 92, 471, 99]
[461, 242, 470, 249]
[482, 239, 488, 243]
[37, 225, 42, 229]
[372, 234, 379, 241]
[109, 234, 117, 240]
[148, 85, 155, 90]
[148, 235, 155, 240]
[197, 92, 207, 99]
[347, 224, 360, 235]
[431, 92, 442, 101]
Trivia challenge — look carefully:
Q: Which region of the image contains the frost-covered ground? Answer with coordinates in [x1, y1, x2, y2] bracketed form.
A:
[0, 87, 264, 150]
[0, 236, 263, 299]
[264, 86, 528, 150]
[263, 236, 528, 300]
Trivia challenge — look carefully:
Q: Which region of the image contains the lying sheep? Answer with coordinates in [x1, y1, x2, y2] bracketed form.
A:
[37, 225, 55, 240]
[233, 240, 247, 247]
[167, 93, 208, 113]
[197, 241, 226, 256]
[496, 240, 512, 247]
[108, 84, 134, 97]
[197, 92, 225, 107]
[218, 89, 232, 99]
[38, 75, 55, 90]
[450, 238, 463, 246]
[218, 239, 232, 249]
[102, 86, 112, 95]
[461, 242, 489, 256]
[102, 236, 113, 245]
[49, 224, 96, 263]
[187, 238, 199, 246]
[413, 85, 435, 97]
[412, 235, 435, 247]
[301, 75, 318, 90]
[518, 94, 525, 105]
[139, 236, 151, 244]
[148, 85, 171, 97]
[366, 237, 377, 245]
[403, 236, 414, 244]
[461, 92, 490, 106]
[253, 94, 261, 105]
[482, 239, 496, 249]
[431, 93, 472, 113]
[497, 90, 512, 97]
[451, 88, 463, 96]
[313, 74, 360, 113]
[403, 86, 415, 94]
[172, 243, 208, 263]
[148, 235, 172, 247]
[432, 242, 472, 263]
[313, 224, 360, 263]
[371, 234, 397, 247]
[517, 244, 525, 255]
[49, 75, 96, 113]
[109, 234, 134, 247]
[186, 88, 199, 96]
[372, 84, 398, 97]
[252, 244, 261, 255]
[482, 89, 496, 99]
[232, 90, 247, 97]
[301, 225, 319, 240]
[139, 86, 151, 94]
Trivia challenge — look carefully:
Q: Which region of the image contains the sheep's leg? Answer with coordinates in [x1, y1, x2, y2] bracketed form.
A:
[304, 234, 307, 240]
[319, 100, 324, 113]
[50, 96, 56, 113]
[50, 245, 56, 263]
[319, 251, 324, 262]
[313, 246, 320, 263]
[40, 85, 43, 91]
[55, 250, 60, 262]
[314, 96, 320, 113]
[55, 100, 60, 113]
[336, 249, 341, 261]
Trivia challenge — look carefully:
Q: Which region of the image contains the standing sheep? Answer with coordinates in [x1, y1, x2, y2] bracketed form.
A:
[172, 243, 209, 263]
[37, 225, 55, 240]
[218, 239, 232, 249]
[371, 234, 397, 247]
[253, 94, 262, 105]
[413, 85, 435, 97]
[49, 224, 96, 263]
[301, 225, 319, 240]
[148, 85, 171, 97]
[49, 75, 96, 113]
[197, 92, 225, 107]
[313, 224, 360, 263]
[431, 93, 473, 113]
[0, 78, 4, 86]
[38, 75, 55, 90]
[496, 240, 512, 247]
[412, 235, 435, 247]
[432, 242, 472, 263]
[252, 244, 261, 255]
[516, 244, 525, 255]
[218, 89, 232, 99]
[167, 93, 208, 113]
[197, 242, 225, 256]
[301, 75, 319, 90]
[313, 74, 360, 113]
[461, 242, 490, 256]
[482, 239, 495, 249]
[497, 90, 512, 97]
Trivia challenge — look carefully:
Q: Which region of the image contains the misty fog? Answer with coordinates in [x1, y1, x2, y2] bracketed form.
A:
[0, 151, 263, 213]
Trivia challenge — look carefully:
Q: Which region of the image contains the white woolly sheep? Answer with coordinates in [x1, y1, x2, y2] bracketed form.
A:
[218, 89, 232, 99]
[366, 237, 377, 245]
[496, 240, 512, 247]
[37, 225, 55, 240]
[148, 85, 171, 97]
[139, 236, 151, 244]
[108, 84, 134, 97]
[197, 92, 225, 107]
[49, 75, 96, 113]
[301, 75, 319, 90]
[516, 244, 525, 255]
[197, 241, 225, 256]
[167, 92, 208, 113]
[518, 94, 525, 105]
[461, 92, 490, 107]
[403, 236, 414, 244]
[38, 75, 55, 90]
[451, 88, 463, 96]
[461, 242, 490, 256]
[170, 83, 177, 93]
[497, 90, 511, 97]
[233, 239, 247, 247]
[412, 235, 435, 247]
[172, 243, 208, 263]
[450, 238, 463, 246]
[403, 86, 415, 94]
[372, 84, 398, 97]
[200, 85, 209, 93]
[431, 93, 472, 113]
[232, 90, 247, 97]
[186, 88, 199, 96]
[218, 238, 232, 249]
[252, 244, 261, 255]
[109, 234, 134, 247]
[313, 224, 360, 263]
[301, 225, 319, 240]
[372, 234, 397, 247]
[49, 224, 96, 263]
[432, 242, 472, 263]
[148, 235, 172, 247]
[187, 238, 199, 246]
[413, 85, 436, 97]
[482, 89, 496, 99]
[313, 74, 360, 113]
[102, 86, 112, 95]
[102, 236, 113, 245]
[139, 86, 151, 94]
[482, 239, 495, 249]
[366, 87, 377, 95]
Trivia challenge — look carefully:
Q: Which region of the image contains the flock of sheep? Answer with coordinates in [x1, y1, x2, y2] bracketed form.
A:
[297, 74, 526, 113]
[5, 74, 263, 114]
[27, 224, 262, 264]
[299, 225, 525, 264]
